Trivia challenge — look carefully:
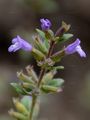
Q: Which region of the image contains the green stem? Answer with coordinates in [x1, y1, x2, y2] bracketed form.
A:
[37, 41, 55, 87]
[29, 41, 56, 120]
[37, 68, 45, 87]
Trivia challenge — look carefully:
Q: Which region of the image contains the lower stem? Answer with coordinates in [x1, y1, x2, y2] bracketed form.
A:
[29, 95, 37, 120]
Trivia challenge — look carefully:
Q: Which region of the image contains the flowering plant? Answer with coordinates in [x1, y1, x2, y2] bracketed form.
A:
[8, 18, 86, 120]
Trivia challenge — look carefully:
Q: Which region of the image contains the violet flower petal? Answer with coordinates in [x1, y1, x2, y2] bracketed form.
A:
[17, 36, 32, 51]
[65, 38, 86, 57]
[65, 39, 80, 54]
[76, 45, 86, 57]
[8, 35, 33, 52]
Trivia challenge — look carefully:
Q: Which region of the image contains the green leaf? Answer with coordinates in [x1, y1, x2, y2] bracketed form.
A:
[21, 96, 39, 119]
[36, 29, 49, 49]
[21, 96, 32, 110]
[10, 83, 26, 95]
[59, 33, 73, 43]
[36, 29, 45, 38]
[47, 78, 64, 87]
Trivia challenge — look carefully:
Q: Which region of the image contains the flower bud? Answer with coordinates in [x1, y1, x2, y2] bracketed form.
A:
[17, 71, 34, 84]
[42, 70, 56, 84]
[21, 82, 35, 92]
[26, 65, 38, 82]
[34, 36, 48, 54]
[41, 85, 62, 93]
[13, 98, 28, 114]
[32, 48, 45, 61]
[40, 18, 51, 31]
[9, 109, 27, 120]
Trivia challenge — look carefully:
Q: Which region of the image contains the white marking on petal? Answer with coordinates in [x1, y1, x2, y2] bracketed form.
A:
[76, 45, 86, 57]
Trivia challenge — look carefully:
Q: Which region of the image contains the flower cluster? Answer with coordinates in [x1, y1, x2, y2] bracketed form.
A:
[8, 18, 86, 58]
[8, 18, 86, 120]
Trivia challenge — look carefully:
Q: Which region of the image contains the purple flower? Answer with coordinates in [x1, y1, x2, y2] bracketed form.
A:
[40, 18, 51, 30]
[8, 35, 33, 52]
[65, 38, 86, 57]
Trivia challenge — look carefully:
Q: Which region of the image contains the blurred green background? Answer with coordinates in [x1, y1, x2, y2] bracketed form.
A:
[0, 0, 90, 120]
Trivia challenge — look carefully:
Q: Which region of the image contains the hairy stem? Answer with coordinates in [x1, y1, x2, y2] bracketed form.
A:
[47, 41, 55, 57]
[29, 41, 55, 120]
[37, 68, 45, 87]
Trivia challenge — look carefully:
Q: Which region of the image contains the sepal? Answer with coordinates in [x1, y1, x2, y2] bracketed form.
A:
[34, 36, 48, 54]
[62, 21, 71, 32]
[26, 65, 38, 82]
[21, 82, 36, 92]
[41, 70, 56, 84]
[13, 98, 28, 115]
[40, 78, 64, 94]
[47, 78, 64, 87]
[41, 85, 62, 93]
[45, 29, 54, 40]
[17, 71, 34, 84]
[32, 48, 45, 61]
[9, 109, 27, 120]
[55, 21, 71, 37]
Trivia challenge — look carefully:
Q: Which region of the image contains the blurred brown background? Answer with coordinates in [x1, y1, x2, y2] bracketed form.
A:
[0, 0, 90, 120]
